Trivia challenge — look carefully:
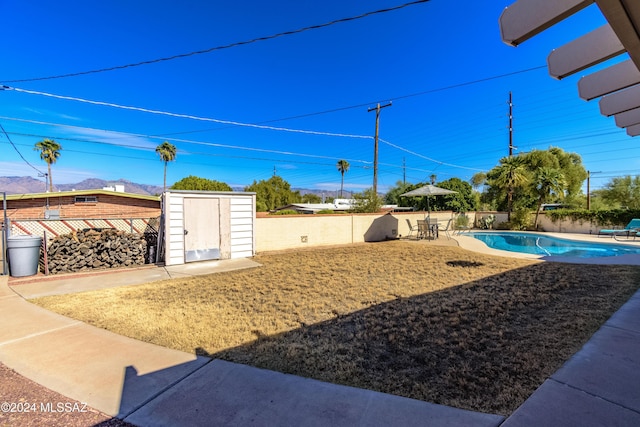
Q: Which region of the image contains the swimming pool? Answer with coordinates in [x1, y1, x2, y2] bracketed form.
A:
[469, 231, 640, 258]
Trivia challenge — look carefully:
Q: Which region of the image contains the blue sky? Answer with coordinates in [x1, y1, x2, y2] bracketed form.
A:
[0, 0, 634, 195]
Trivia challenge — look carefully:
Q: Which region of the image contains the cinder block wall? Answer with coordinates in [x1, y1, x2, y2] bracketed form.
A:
[536, 214, 601, 234]
[255, 211, 463, 252]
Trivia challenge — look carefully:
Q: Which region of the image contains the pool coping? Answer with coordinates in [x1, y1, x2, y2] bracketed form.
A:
[454, 230, 640, 265]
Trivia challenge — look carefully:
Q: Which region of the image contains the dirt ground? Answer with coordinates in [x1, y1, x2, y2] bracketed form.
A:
[33, 241, 640, 416]
[0, 363, 134, 427]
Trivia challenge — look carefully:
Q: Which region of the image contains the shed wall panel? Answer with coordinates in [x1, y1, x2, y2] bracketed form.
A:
[164, 191, 255, 265]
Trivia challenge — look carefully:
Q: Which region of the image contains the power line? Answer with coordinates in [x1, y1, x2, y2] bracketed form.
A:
[379, 139, 484, 171]
[0, 122, 45, 175]
[5, 87, 372, 140]
[4, 126, 469, 178]
[0, 117, 373, 165]
[0, 90, 489, 172]
[159, 65, 548, 136]
[1, 0, 432, 83]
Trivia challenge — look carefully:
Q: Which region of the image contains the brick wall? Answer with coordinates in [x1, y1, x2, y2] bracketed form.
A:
[2, 194, 160, 220]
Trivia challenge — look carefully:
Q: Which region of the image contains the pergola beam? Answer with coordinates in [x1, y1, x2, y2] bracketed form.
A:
[548, 24, 625, 79]
[499, 0, 593, 46]
[578, 59, 640, 100]
[599, 84, 640, 116]
[614, 106, 640, 127]
[595, 0, 640, 70]
[626, 123, 640, 136]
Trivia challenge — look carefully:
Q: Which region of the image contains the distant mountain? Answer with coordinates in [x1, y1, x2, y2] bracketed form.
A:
[0, 176, 47, 194]
[0, 176, 163, 196]
[0, 176, 345, 198]
[57, 179, 164, 196]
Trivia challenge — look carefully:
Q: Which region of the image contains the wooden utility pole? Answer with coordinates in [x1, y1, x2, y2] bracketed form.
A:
[508, 91, 515, 157]
[507, 92, 515, 220]
[368, 102, 392, 195]
[402, 157, 406, 185]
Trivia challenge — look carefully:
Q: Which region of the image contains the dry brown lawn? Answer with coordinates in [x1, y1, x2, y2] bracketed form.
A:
[33, 241, 640, 416]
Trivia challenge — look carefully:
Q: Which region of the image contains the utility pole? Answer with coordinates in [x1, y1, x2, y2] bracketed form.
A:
[508, 91, 515, 157]
[402, 157, 406, 186]
[507, 92, 515, 221]
[368, 102, 392, 196]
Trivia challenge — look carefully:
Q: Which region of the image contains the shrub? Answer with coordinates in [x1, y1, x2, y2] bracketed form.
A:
[455, 214, 469, 229]
[272, 209, 299, 215]
[509, 208, 532, 230]
[547, 208, 640, 227]
[317, 209, 335, 214]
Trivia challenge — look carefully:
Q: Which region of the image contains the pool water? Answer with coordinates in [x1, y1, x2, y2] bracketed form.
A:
[469, 232, 640, 258]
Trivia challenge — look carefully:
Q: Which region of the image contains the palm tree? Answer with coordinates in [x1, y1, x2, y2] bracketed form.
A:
[430, 174, 437, 185]
[470, 172, 487, 190]
[336, 159, 350, 198]
[34, 138, 62, 192]
[155, 141, 177, 192]
[533, 167, 566, 228]
[491, 156, 528, 220]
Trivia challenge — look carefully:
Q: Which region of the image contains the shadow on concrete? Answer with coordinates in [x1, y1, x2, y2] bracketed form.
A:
[200, 262, 639, 415]
[110, 261, 640, 424]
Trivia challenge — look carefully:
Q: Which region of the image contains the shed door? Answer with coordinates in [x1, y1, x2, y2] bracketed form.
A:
[184, 198, 220, 262]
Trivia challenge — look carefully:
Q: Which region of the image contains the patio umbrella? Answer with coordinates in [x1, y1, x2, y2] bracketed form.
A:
[400, 184, 457, 214]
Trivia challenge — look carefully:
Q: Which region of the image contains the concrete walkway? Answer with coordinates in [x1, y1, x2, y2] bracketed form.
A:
[1, 259, 503, 426]
[2, 247, 640, 426]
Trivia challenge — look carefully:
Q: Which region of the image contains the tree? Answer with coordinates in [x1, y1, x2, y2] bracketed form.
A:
[301, 193, 322, 203]
[155, 141, 177, 192]
[470, 172, 487, 190]
[336, 160, 350, 198]
[244, 175, 301, 211]
[34, 138, 61, 192]
[523, 147, 586, 201]
[430, 174, 437, 185]
[171, 175, 232, 191]
[384, 181, 412, 205]
[487, 156, 529, 220]
[533, 167, 566, 228]
[600, 175, 640, 209]
[350, 188, 383, 213]
[431, 177, 479, 212]
[483, 147, 587, 214]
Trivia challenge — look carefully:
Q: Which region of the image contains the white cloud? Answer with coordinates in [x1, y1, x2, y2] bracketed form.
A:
[276, 164, 298, 170]
[21, 107, 82, 122]
[58, 126, 157, 151]
[314, 182, 372, 191]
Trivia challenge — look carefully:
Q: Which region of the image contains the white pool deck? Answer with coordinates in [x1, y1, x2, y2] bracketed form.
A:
[453, 230, 640, 265]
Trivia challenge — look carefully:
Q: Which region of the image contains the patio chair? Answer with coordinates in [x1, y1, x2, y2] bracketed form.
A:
[426, 217, 439, 239]
[597, 218, 640, 240]
[438, 218, 453, 239]
[405, 219, 419, 239]
[417, 219, 429, 239]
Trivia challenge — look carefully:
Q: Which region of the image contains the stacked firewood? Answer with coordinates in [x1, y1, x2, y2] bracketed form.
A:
[43, 229, 148, 274]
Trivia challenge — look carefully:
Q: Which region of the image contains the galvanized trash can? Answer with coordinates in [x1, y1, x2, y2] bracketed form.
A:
[7, 235, 42, 277]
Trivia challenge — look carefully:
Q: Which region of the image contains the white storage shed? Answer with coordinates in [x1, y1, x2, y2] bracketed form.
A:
[162, 190, 256, 266]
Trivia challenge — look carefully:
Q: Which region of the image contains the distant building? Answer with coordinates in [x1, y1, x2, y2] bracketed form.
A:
[273, 198, 408, 214]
